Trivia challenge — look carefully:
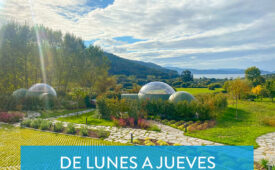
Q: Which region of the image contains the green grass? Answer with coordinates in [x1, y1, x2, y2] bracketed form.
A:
[176, 88, 224, 95]
[39, 108, 87, 118]
[185, 100, 275, 148]
[0, 124, 125, 168]
[57, 110, 115, 126]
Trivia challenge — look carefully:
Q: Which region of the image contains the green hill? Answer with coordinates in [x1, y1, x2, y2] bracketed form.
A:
[105, 52, 178, 78]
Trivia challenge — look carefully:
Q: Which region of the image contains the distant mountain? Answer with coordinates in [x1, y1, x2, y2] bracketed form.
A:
[105, 52, 178, 78]
[166, 67, 273, 75]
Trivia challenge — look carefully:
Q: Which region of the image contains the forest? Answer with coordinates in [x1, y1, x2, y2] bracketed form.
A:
[0, 22, 112, 95]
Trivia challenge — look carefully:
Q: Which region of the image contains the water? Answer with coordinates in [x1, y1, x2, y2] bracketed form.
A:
[193, 74, 245, 79]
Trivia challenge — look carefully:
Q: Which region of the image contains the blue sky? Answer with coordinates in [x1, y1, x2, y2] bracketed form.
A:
[0, 0, 274, 71]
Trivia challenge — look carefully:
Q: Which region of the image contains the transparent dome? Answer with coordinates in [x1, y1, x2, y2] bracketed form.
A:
[169, 91, 195, 103]
[12, 88, 28, 98]
[28, 83, 57, 97]
[139, 82, 175, 95]
[138, 82, 175, 100]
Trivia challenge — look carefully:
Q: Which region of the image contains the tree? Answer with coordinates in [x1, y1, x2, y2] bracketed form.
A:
[265, 80, 275, 102]
[181, 70, 193, 82]
[251, 85, 262, 97]
[228, 79, 250, 119]
[245, 66, 264, 86]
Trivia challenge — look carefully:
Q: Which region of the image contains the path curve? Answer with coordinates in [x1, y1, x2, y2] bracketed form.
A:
[254, 132, 275, 163]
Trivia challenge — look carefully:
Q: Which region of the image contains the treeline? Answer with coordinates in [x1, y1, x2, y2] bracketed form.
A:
[0, 22, 112, 95]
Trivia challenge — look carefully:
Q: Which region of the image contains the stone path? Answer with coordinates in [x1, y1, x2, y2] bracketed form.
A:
[254, 132, 275, 164]
[52, 120, 223, 146]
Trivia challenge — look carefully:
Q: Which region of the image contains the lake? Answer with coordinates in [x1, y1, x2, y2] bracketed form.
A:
[193, 74, 245, 79]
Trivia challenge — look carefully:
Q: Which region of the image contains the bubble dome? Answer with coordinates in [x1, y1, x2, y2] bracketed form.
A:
[169, 91, 195, 103]
[28, 83, 57, 97]
[12, 88, 28, 99]
[138, 81, 175, 100]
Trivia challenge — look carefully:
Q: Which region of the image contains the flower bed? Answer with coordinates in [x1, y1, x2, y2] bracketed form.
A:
[160, 119, 216, 132]
[0, 112, 24, 123]
[21, 119, 110, 139]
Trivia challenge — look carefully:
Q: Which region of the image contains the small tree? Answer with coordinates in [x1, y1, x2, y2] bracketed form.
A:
[228, 79, 250, 119]
[265, 80, 275, 102]
[245, 66, 265, 86]
[181, 70, 193, 82]
[245, 66, 261, 82]
[251, 85, 262, 99]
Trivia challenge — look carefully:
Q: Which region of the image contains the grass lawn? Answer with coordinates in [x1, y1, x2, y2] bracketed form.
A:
[57, 110, 115, 126]
[0, 124, 124, 168]
[39, 108, 87, 118]
[185, 100, 275, 148]
[176, 88, 224, 95]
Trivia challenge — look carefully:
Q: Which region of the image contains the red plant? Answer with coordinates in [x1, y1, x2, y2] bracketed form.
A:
[118, 118, 127, 127]
[137, 118, 149, 129]
[0, 112, 24, 123]
[128, 117, 135, 127]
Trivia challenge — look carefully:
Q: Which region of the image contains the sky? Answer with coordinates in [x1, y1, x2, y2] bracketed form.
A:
[0, 0, 274, 71]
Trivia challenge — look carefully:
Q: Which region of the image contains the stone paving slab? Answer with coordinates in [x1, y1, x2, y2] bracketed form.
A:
[254, 132, 275, 164]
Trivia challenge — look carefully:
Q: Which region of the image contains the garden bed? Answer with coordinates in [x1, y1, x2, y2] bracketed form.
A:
[21, 119, 110, 139]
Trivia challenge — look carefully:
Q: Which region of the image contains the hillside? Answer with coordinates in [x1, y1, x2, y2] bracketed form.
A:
[105, 52, 178, 78]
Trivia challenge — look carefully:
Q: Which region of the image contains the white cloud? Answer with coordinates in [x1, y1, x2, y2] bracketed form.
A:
[0, 0, 274, 70]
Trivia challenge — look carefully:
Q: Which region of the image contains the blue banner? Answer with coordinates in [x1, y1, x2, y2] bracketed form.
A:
[21, 146, 253, 170]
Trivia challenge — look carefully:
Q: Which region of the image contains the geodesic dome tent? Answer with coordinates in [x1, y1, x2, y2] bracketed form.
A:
[12, 88, 28, 99]
[27, 83, 57, 97]
[169, 91, 195, 103]
[138, 81, 175, 100]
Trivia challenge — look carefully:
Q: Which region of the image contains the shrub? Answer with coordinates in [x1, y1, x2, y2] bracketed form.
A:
[173, 143, 181, 146]
[67, 123, 76, 134]
[157, 140, 168, 146]
[54, 122, 64, 132]
[30, 119, 42, 129]
[96, 128, 110, 139]
[40, 120, 52, 130]
[21, 119, 32, 127]
[133, 139, 142, 145]
[118, 118, 127, 127]
[148, 125, 161, 132]
[263, 118, 275, 127]
[138, 118, 149, 129]
[260, 159, 268, 169]
[0, 112, 24, 123]
[128, 117, 135, 127]
[144, 138, 155, 146]
[80, 125, 89, 136]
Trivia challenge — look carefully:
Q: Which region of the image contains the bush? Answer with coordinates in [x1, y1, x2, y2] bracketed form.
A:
[138, 118, 150, 129]
[157, 140, 168, 146]
[80, 125, 89, 136]
[30, 119, 42, 129]
[263, 118, 275, 127]
[40, 120, 52, 130]
[208, 83, 222, 90]
[54, 122, 64, 132]
[0, 112, 24, 123]
[95, 128, 110, 139]
[148, 125, 161, 132]
[21, 119, 32, 127]
[67, 123, 76, 134]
